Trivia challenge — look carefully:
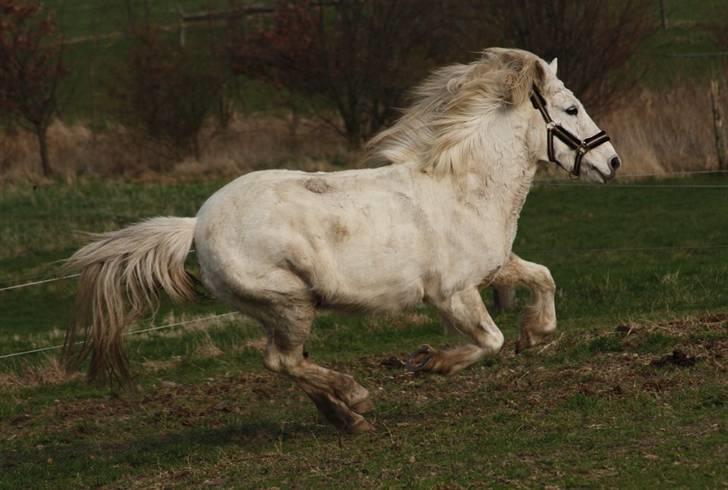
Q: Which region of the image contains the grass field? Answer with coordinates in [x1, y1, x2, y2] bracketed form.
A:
[1, 175, 727, 487]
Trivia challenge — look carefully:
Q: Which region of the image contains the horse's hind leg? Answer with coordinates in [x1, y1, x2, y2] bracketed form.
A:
[408, 287, 504, 375]
[260, 301, 373, 433]
[492, 254, 556, 352]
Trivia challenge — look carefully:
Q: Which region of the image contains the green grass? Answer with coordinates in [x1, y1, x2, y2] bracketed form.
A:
[0, 175, 727, 487]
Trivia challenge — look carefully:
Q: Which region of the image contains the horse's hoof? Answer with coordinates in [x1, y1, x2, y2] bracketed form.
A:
[405, 344, 436, 372]
[515, 338, 528, 354]
[348, 417, 374, 434]
[516, 331, 555, 353]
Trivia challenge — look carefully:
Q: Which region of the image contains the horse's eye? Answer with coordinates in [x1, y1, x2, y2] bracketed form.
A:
[566, 106, 578, 116]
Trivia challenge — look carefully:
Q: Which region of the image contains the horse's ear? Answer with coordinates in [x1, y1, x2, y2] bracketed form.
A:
[549, 58, 558, 76]
[446, 75, 465, 94]
[501, 55, 545, 106]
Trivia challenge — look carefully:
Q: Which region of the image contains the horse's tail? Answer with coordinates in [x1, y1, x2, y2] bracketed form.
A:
[63, 217, 197, 384]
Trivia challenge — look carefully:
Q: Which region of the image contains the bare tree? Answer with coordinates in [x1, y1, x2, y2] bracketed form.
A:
[230, 0, 452, 148]
[0, 0, 66, 176]
[109, 26, 227, 163]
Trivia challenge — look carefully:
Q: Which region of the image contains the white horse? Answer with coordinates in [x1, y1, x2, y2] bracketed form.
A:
[64, 48, 620, 433]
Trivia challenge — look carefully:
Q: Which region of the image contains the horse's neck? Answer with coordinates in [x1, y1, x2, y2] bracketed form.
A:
[466, 115, 538, 243]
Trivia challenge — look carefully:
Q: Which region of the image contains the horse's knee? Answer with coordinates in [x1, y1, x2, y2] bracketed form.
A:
[542, 269, 556, 293]
[263, 345, 303, 375]
[477, 322, 504, 354]
[530, 264, 555, 293]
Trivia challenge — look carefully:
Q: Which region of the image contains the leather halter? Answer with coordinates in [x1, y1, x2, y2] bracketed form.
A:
[530, 87, 610, 177]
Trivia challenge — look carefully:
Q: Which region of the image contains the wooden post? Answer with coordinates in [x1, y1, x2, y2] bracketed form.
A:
[492, 285, 516, 313]
[177, 6, 186, 47]
[710, 79, 727, 170]
[658, 0, 668, 29]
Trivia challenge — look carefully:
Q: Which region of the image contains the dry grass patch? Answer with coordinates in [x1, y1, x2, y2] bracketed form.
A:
[4, 80, 725, 183]
[603, 83, 726, 176]
[0, 115, 349, 183]
[0, 357, 81, 391]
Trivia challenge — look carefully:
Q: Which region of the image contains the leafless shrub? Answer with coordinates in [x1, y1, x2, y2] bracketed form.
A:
[0, 115, 347, 183]
[0, 0, 67, 176]
[477, 0, 656, 116]
[108, 26, 227, 167]
[230, 0, 451, 148]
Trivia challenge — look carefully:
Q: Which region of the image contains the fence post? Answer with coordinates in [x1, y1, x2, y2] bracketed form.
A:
[177, 5, 186, 47]
[658, 0, 668, 29]
[710, 79, 727, 170]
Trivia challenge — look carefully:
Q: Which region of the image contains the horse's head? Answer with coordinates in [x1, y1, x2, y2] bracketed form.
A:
[528, 56, 620, 183]
[364, 47, 620, 183]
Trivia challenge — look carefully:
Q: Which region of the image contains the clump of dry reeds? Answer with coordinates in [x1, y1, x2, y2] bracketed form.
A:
[0, 114, 349, 183]
[601, 82, 724, 176]
[0, 82, 725, 182]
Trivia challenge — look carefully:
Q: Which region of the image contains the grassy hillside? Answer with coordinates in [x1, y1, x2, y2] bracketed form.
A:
[1, 176, 727, 486]
[40, 0, 728, 121]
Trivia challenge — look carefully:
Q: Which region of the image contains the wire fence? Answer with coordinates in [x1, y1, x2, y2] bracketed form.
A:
[537, 182, 728, 189]
[2, 244, 727, 295]
[0, 312, 240, 360]
[1, 170, 727, 359]
[0, 273, 80, 293]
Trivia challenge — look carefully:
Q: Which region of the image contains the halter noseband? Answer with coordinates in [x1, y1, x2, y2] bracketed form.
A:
[530, 87, 610, 177]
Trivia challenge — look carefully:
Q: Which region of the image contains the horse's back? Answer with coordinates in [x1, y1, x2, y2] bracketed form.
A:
[192, 166, 435, 311]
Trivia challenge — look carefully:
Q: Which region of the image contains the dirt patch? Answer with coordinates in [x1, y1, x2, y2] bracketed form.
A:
[3, 314, 726, 449]
[618, 313, 728, 338]
[651, 349, 699, 368]
[368, 314, 727, 414]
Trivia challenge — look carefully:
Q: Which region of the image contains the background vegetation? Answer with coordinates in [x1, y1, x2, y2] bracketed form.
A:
[1, 0, 728, 179]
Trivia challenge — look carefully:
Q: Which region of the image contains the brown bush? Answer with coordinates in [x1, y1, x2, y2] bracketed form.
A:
[479, 0, 656, 116]
[0, 114, 348, 183]
[108, 26, 227, 166]
[231, 0, 452, 148]
[0, 0, 67, 176]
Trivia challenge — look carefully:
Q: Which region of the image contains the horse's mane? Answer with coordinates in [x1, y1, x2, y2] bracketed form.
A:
[363, 48, 546, 177]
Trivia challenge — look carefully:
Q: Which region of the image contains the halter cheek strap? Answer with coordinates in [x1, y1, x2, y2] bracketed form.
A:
[530, 87, 610, 177]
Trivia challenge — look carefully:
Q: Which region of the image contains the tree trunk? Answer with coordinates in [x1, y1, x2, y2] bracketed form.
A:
[344, 118, 363, 150]
[346, 132, 362, 150]
[35, 125, 52, 177]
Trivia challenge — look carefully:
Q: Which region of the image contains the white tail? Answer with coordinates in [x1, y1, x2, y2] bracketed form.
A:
[63, 217, 197, 383]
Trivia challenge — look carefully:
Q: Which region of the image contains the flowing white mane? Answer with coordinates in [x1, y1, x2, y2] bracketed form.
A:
[364, 48, 546, 177]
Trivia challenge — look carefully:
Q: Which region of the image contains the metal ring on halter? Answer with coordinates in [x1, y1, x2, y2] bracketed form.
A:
[529, 87, 611, 177]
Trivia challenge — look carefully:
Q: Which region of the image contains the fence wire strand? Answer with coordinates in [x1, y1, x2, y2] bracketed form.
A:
[0, 273, 80, 293]
[2, 170, 727, 358]
[0, 312, 239, 360]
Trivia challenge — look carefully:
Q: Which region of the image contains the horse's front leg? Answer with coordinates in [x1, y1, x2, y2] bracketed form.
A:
[492, 254, 556, 353]
[407, 287, 504, 375]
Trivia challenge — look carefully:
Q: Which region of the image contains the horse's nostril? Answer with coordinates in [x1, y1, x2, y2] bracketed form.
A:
[610, 156, 621, 171]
